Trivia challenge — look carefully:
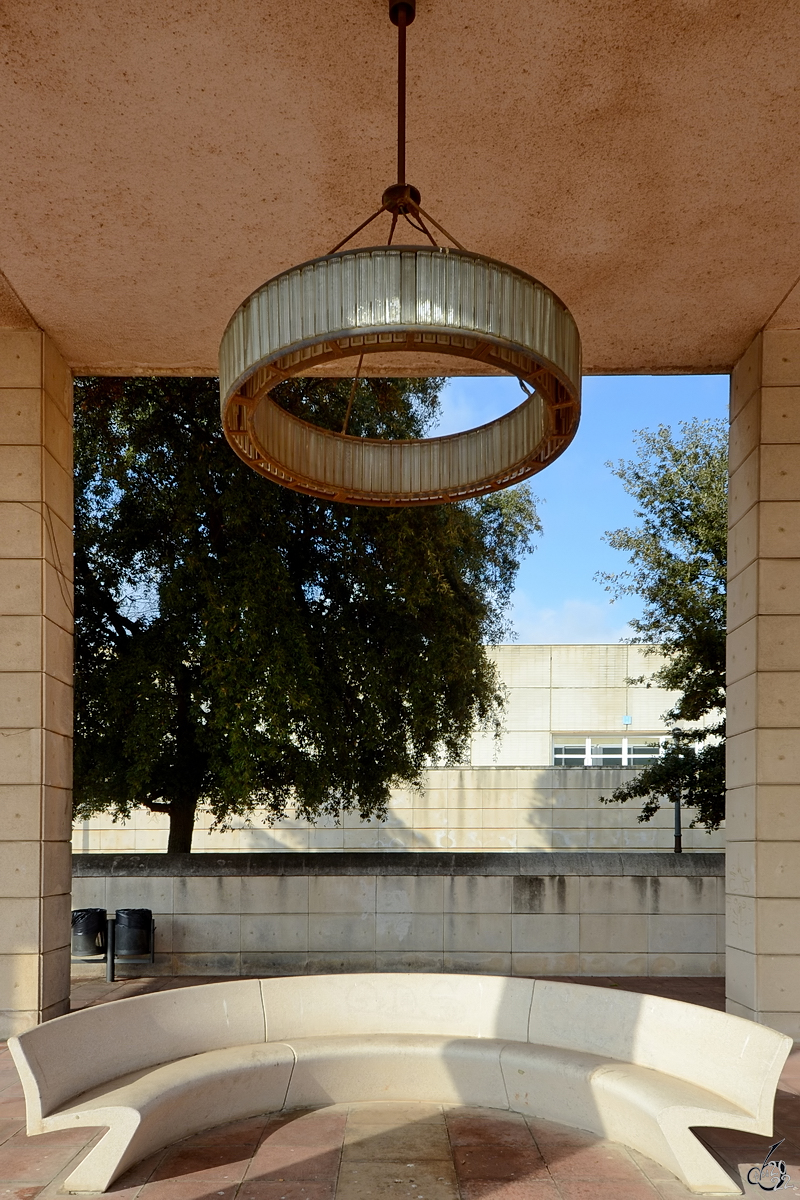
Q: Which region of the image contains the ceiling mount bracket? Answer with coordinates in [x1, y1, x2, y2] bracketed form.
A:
[389, 0, 415, 26]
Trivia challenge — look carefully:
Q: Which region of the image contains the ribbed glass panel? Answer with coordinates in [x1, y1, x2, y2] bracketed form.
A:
[287, 271, 299, 346]
[416, 252, 431, 325]
[276, 276, 289, 350]
[385, 252, 401, 324]
[246, 293, 259, 364]
[513, 275, 525, 347]
[399, 252, 415, 325]
[498, 269, 511, 341]
[464, 263, 476, 337]
[373, 251, 387, 325]
[314, 260, 327, 338]
[300, 265, 314, 340]
[544, 291, 555, 362]
[220, 246, 581, 403]
[444, 253, 458, 327]
[342, 255, 356, 330]
[356, 253, 371, 327]
[257, 290, 270, 363]
[327, 256, 341, 335]
[429, 252, 446, 327]
[475, 259, 488, 335]
[488, 265, 501, 337]
[251, 385, 549, 499]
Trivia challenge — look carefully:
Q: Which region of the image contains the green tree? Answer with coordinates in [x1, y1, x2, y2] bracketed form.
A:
[74, 375, 540, 853]
[597, 418, 727, 830]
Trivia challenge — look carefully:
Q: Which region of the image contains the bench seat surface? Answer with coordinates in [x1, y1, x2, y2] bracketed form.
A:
[45, 1041, 294, 1192]
[9, 974, 793, 1197]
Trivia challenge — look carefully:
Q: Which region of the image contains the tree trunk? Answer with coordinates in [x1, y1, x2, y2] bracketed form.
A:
[166, 794, 199, 854]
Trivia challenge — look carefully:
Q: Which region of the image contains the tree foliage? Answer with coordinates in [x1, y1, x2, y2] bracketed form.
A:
[74, 375, 541, 852]
[597, 418, 727, 830]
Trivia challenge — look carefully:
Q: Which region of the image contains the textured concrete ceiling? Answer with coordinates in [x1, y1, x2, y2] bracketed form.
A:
[1, 0, 799, 375]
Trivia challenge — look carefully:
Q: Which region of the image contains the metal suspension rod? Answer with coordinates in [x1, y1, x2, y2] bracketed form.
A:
[397, 5, 407, 185]
[341, 354, 365, 434]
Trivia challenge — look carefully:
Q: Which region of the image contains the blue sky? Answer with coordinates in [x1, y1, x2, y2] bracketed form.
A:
[430, 375, 729, 644]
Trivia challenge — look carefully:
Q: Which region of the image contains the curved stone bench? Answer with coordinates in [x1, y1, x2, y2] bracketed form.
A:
[9, 974, 792, 1195]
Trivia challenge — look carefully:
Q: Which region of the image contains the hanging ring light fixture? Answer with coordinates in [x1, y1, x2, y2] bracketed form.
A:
[219, 0, 582, 506]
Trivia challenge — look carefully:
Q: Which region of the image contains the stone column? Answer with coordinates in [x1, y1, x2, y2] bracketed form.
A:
[727, 328, 800, 1038]
[0, 330, 73, 1036]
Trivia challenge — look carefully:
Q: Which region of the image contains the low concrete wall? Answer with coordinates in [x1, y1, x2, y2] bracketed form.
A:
[72, 851, 725, 979]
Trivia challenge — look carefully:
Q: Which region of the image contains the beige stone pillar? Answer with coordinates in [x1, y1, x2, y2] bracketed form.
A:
[0, 330, 73, 1036]
[727, 328, 800, 1038]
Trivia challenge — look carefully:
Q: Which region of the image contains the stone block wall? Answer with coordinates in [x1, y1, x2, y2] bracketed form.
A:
[73, 768, 725, 854]
[72, 851, 725, 979]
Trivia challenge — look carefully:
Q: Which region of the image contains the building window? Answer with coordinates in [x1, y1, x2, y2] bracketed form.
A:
[553, 737, 665, 767]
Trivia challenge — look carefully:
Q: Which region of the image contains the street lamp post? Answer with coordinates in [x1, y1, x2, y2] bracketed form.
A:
[671, 726, 683, 854]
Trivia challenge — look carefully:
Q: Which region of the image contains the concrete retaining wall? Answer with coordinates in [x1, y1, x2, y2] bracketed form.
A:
[72, 851, 725, 978]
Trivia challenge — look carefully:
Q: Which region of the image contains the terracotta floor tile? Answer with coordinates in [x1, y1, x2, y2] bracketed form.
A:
[139, 1180, 239, 1200]
[151, 1144, 251, 1184]
[0, 1103, 25, 1124]
[446, 1116, 538, 1148]
[700, 1129, 800, 1177]
[651, 1182, 715, 1200]
[238, 1184, 335, 1200]
[534, 1142, 643, 1182]
[111, 1149, 169, 1189]
[458, 1182, 561, 1200]
[97, 1190, 147, 1200]
[335, 1160, 459, 1199]
[36, 1177, 144, 1200]
[244, 1145, 341, 1182]
[627, 1148, 683, 1183]
[0, 1139, 87, 1184]
[554, 1180, 661, 1200]
[260, 1114, 347, 1149]
[0, 1189, 42, 1200]
[453, 1146, 549, 1182]
[735, 1156, 799, 1190]
[444, 1107, 526, 1124]
[524, 1120, 597, 1149]
[0, 1125, 23, 1149]
[13, 1127, 95, 1150]
[774, 1094, 800, 1120]
[781, 1051, 800, 1097]
[342, 1124, 450, 1161]
[345, 1104, 444, 1126]
[182, 1118, 271, 1149]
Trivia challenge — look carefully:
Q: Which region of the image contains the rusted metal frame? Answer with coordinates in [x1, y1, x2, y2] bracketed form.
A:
[404, 209, 438, 247]
[415, 205, 468, 252]
[341, 353, 365, 434]
[328, 206, 388, 256]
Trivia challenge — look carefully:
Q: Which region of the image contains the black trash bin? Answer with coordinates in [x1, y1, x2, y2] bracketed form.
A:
[71, 908, 107, 955]
[115, 909, 152, 956]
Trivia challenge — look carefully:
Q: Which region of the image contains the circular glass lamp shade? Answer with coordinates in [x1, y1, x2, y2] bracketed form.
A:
[219, 246, 581, 506]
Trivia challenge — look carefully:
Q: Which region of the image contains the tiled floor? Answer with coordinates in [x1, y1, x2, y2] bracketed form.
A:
[0, 976, 797, 1200]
